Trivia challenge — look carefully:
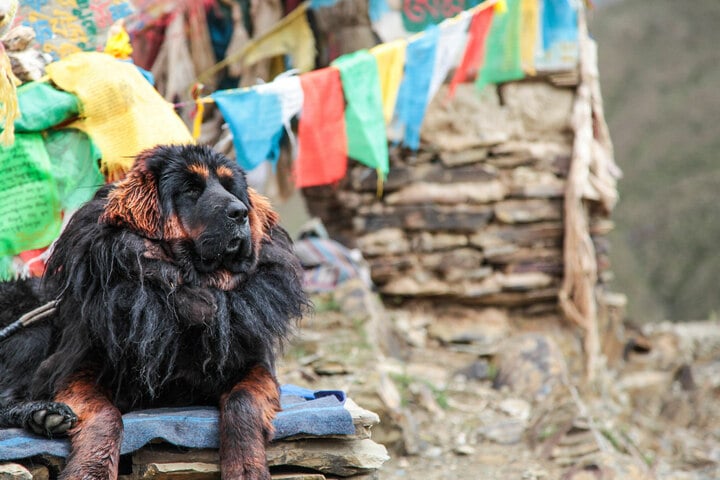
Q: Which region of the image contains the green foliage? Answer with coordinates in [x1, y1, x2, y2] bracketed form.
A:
[590, 0, 720, 322]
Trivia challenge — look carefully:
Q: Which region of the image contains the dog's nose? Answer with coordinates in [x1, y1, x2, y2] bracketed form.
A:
[226, 202, 248, 222]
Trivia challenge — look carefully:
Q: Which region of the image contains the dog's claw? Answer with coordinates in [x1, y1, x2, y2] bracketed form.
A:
[28, 402, 77, 437]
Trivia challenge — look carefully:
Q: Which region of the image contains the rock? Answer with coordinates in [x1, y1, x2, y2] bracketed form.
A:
[411, 232, 468, 252]
[356, 229, 410, 257]
[313, 359, 352, 376]
[134, 462, 219, 479]
[565, 452, 654, 480]
[453, 445, 476, 456]
[350, 162, 497, 193]
[494, 199, 563, 224]
[498, 398, 532, 422]
[421, 84, 521, 151]
[501, 82, 574, 139]
[132, 439, 389, 478]
[356, 204, 494, 233]
[477, 419, 527, 445]
[384, 181, 507, 205]
[642, 320, 720, 363]
[493, 334, 568, 401]
[499, 272, 554, 292]
[272, 474, 327, 480]
[468, 222, 564, 250]
[455, 359, 494, 380]
[440, 148, 489, 167]
[508, 167, 566, 198]
[24, 465, 49, 480]
[617, 371, 672, 395]
[427, 307, 510, 346]
[0, 464, 31, 480]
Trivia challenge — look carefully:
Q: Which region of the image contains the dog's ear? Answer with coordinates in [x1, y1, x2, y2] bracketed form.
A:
[247, 187, 279, 253]
[100, 155, 161, 239]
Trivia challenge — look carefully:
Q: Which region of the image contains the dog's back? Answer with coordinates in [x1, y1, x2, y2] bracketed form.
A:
[0, 278, 53, 405]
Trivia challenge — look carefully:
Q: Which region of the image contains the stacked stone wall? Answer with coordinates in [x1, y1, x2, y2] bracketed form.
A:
[303, 79, 614, 324]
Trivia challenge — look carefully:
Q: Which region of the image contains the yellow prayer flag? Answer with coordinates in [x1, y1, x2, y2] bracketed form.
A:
[520, 0, 538, 75]
[370, 39, 407, 124]
[242, 6, 316, 74]
[46, 52, 193, 181]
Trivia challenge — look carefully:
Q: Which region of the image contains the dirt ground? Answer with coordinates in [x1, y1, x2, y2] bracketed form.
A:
[277, 282, 720, 480]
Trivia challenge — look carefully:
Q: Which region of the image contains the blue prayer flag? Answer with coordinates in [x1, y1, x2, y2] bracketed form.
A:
[392, 25, 439, 150]
[211, 89, 284, 172]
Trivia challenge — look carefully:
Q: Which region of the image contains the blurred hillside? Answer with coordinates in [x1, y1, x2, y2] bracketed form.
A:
[589, 0, 720, 323]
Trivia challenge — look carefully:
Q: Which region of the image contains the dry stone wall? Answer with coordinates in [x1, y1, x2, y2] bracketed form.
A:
[302, 78, 614, 322]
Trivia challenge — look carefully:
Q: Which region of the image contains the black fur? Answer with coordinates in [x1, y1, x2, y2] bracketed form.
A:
[0, 145, 308, 423]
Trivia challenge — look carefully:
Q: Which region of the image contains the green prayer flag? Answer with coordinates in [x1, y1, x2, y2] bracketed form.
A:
[12, 81, 80, 133]
[476, 0, 525, 89]
[0, 133, 62, 256]
[332, 50, 389, 176]
[44, 129, 104, 211]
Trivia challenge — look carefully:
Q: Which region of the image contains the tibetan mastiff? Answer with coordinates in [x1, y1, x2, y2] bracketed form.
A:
[0, 144, 308, 479]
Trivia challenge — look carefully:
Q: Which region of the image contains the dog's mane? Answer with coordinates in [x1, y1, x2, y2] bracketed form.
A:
[35, 182, 308, 408]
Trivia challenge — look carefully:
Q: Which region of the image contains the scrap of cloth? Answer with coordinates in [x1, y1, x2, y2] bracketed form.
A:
[0, 385, 354, 460]
[45, 52, 193, 182]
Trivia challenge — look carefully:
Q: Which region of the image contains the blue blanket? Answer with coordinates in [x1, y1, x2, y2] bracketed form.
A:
[0, 385, 354, 461]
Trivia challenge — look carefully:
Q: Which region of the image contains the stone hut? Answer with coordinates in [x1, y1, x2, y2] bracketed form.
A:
[302, 13, 624, 377]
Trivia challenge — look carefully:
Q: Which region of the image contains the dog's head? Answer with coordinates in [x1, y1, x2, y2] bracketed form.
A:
[100, 144, 278, 277]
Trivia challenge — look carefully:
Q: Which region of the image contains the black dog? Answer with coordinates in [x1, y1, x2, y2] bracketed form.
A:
[0, 144, 308, 479]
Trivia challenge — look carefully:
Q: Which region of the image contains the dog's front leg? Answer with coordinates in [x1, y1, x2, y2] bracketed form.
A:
[54, 371, 123, 480]
[219, 365, 280, 480]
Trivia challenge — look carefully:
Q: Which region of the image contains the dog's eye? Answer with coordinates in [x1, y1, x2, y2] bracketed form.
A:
[220, 178, 237, 194]
[183, 185, 202, 199]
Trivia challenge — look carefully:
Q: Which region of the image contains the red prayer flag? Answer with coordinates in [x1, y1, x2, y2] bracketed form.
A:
[295, 68, 349, 188]
[448, 7, 495, 98]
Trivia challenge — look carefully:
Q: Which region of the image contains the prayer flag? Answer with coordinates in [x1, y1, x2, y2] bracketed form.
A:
[46, 52, 193, 181]
[369, 0, 390, 22]
[333, 50, 389, 175]
[476, 0, 525, 89]
[542, 0, 578, 49]
[535, 0, 579, 71]
[254, 75, 304, 127]
[44, 129, 104, 212]
[393, 25, 439, 150]
[520, 0, 539, 74]
[428, 14, 472, 101]
[0, 80, 79, 135]
[0, 133, 61, 257]
[401, 0, 482, 32]
[370, 39, 406, 124]
[448, 6, 494, 97]
[295, 68, 348, 188]
[241, 6, 316, 73]
[212, 89, 284, 172]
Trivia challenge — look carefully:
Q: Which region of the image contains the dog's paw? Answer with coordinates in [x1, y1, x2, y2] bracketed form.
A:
[27, 402, 77, 437]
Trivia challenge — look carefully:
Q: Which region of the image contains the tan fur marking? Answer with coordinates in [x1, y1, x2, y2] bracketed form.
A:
[187, 163, 209, 178]
[219, 366, 280, 477]
[162, 213, 190, 241]
[247, 188, 279, 254]
[216, 165, 233, 179]
[54, 372, 123, 480]
[100, 157, 161, 239]
[228, 366, 280, 433]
